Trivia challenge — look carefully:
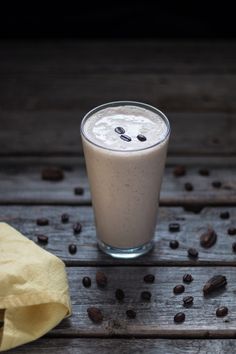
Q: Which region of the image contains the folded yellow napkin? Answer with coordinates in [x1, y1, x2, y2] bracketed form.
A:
[0, 223, 71, 352]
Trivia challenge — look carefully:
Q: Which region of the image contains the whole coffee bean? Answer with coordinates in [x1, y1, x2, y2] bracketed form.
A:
[220, 211, 230, 219]
[41, 167, 64, 181]
[184, 182, 193, 191]
[203, 275, 227, 295]
[232, 242, 236, 253]
[141, 291, 152, 301]
[173, 165, 186, 177]
[188, 248, 199, 259]
[96, 271, 107, 287]
[169, 223, 180, 232]
[87, 307, 103, 323]
[115, 289, 125, 301]
[82, 276, 91, 288]
[61, 213, 69, 223]
[212, 180, 222, 188]
[126, 309, 136, 319]
[183, 296, 194, 307]
[143, 274, 155, 283]
[73, 222, 82, 234]
[199, 168, 210, 176]
[183, 274, 193, 283]
[68, 243, 77, 254]
[36, 218, 49, 226]
[228, 227, 236, 236]
[37, 234, 48, 244]
[115, 126, 125, 134]
[173, 284, 185, 295]
[137, 134, 147, 142]
[74, 187, 84, 195]
[216, 306, 228, 317]
[174, 312, 185, 323]
[200, 228, 217, 248]
[169, 240, 179, 249]
[120, 134, 131, 142]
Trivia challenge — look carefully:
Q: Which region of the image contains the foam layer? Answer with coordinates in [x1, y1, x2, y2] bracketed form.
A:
[82, 105, 168, 151]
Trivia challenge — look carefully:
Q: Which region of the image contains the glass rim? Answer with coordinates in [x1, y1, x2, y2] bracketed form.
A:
[80, 100, 171, 153]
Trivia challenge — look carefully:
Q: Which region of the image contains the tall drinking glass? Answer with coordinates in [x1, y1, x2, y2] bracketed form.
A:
[81, 101, 170, 258]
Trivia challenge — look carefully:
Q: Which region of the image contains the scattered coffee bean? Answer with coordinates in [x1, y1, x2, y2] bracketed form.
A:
[96, 271, 107, 287]
[169, 240, 179, 249]
[174, 312, 185, 323]
[61, 213, 69, 223]
[199, 168, 210, 176]
[203, 275, 227, 295]
[173, 284, 185, 295]
[200, 228, 217, 248]
[220, 211, 230, 219]
[74, 187, 84, 195]
[120, 134, 131, 142]
[212, 180, 222, 188]
[126, 309, 136, 319]
[137, 134, 147, 142]
[169, 223, 180, 232]
[141, 291, 152, 301]
[183, 273, 193, 283]
[87, 307, 103, 323]
[115, 126, 125, 134]
[41, 167, 64, 181]
[184, 205, 203, 214]
[82, 276, 91, 288]
[37, 234, 48, 244]
[173, 165, 186, 177]
[188, 248, 199, 259]
[115, 289, 125, 301]
[184, 182, 193, 191]
[232, 242, 236, 253]
[36, 218, 49, 226]
[216, 306, 228, 317]
[68, 243, 77, 254]
[73, 222, 82, 234]
[183, 296, 194, 307]
[143, 274, 155, 283]
[228, 227, 236, 236]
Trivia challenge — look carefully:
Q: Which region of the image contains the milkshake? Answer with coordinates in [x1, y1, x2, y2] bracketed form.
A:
[81, 101, 170, 258]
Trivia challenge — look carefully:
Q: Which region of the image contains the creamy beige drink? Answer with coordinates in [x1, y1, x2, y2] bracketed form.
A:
[81, 101, 170, 258]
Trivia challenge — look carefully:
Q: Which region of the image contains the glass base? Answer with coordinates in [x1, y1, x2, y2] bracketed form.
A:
[98, 239, 154, 259]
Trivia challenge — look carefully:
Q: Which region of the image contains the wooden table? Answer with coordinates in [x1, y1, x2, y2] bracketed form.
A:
[1, 40, 236, 353]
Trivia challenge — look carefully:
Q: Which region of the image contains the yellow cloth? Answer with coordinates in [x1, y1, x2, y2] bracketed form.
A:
[0, 223, 71, 352]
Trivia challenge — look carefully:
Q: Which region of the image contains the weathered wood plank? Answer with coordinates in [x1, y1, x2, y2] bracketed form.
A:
[9, 338, 236, 354]
[1, 75, 236, 113]
[1, 205, 236, 265]
[45, 267, 236, 337]
[0, 111, 235, 156]
[0, 158, 235, 205]
[1, 41, 236, 75]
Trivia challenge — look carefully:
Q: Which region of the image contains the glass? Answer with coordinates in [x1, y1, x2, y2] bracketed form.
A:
[81, 101, 170, 258]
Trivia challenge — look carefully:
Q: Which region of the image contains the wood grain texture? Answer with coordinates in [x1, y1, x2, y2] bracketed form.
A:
[1, 74, 236, 113]
[1, 205, 236, 265]
[0, 157, 235, 205]
[36, 266, 236, 337]
[9, 338, 236, 354]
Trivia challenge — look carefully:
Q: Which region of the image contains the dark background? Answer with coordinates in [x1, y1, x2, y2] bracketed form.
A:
[0, 3, 235, 39]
